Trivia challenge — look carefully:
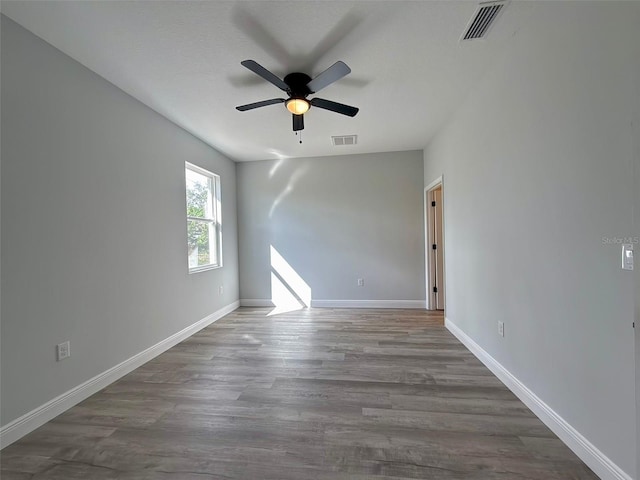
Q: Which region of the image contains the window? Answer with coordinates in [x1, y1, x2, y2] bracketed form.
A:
[186, 162, 222, 272]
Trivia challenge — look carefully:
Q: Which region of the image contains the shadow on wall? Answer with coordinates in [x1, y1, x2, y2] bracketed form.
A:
[269, 245, 311, 316]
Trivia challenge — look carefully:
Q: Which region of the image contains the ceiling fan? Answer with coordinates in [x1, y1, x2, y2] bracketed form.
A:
[235, 60, 359, 132]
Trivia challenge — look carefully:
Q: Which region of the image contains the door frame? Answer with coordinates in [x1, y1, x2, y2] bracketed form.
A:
[424, 176, 445, 311]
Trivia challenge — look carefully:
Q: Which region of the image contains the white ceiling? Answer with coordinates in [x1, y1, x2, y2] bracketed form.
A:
[2, 1, 535, 162]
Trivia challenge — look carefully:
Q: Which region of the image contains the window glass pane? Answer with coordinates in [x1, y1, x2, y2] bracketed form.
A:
[186, 163, 220, 271]
[186, 169, 213, 220]
[187, 219, 215, 268]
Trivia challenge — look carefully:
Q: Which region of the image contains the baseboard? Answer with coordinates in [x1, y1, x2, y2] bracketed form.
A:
[0, 300, 240, 450]
[311, 299, 426, 309]
[239, 299, 275, 307]
[445, 317, 633, 480]
[239, 299, 426, 309]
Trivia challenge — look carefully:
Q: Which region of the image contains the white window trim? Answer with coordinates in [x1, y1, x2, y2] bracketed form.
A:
[185, 162, 222, 273]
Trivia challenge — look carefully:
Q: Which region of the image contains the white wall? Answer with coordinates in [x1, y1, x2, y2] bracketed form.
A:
[237, 151, 425, 307]
[424, 2, 639, 478]
[0, 16, 239, 427]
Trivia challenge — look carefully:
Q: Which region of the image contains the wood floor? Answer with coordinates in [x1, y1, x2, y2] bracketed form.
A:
[1, 307, 598, 479]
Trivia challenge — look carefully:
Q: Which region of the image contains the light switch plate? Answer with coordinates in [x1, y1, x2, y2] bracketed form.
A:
[622, 244, 634, 270]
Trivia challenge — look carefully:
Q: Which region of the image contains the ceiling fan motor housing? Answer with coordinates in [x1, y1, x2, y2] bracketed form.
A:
[283, 72, 313, 98]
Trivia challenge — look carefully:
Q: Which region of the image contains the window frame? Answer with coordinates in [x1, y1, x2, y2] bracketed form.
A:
[185, 162, 222, 273]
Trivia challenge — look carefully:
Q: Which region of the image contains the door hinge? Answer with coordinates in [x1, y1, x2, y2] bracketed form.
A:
[431, 201, 436, 207]
[432, 244, 437, 250]
[433, 286, 438, 293]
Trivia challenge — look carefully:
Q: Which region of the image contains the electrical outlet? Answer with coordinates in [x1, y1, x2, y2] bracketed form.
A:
[218, 285, 224, 295]
[57, 341, 70, 361]
[357, 278, 364, 287]
[498, 321, 504, 338]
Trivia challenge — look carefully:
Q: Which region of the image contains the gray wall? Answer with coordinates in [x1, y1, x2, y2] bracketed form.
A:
[237, 151, 425, 305]
[636, 131, 640, 479]
[424, 3, 639, 476]
[635, 36, 640, 477]
[1, 16, 239, 426]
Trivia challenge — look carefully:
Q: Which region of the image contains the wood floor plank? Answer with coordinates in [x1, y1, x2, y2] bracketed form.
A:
[1, 307, 598, 479]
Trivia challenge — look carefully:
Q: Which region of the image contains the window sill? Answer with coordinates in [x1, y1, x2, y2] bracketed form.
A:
[189, 264, 222, 274]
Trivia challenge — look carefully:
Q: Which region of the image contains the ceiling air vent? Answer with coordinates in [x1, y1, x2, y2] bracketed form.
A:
[461, 1, 507, 41]
[331, 135, 358, 146]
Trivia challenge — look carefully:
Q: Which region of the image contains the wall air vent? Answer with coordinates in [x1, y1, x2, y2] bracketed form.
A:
[461, 1, 507, 41]
[331, 135, 358, 146]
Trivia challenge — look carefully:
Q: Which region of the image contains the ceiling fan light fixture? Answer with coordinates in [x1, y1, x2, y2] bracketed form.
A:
[286, 98, 310, 115]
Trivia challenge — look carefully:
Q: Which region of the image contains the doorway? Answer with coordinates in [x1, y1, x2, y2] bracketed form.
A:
[425, 177, 445, 310]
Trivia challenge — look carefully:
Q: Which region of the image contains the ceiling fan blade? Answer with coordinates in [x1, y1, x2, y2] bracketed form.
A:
[310, 97, 359, 117]
[236, 98, 285, 111]
[241, 60, 289, 92]
[306, 61, 351, 93]
[293, 114, 304, 132]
